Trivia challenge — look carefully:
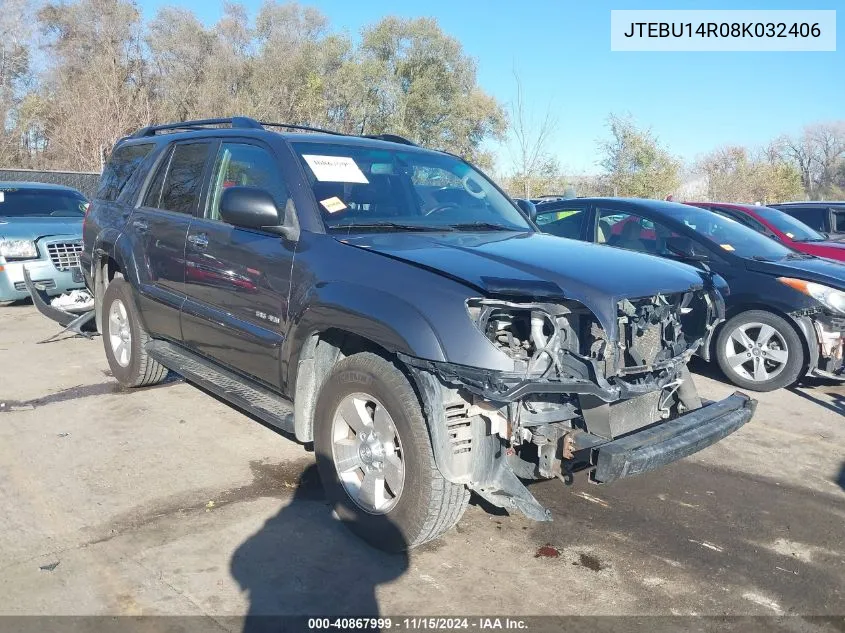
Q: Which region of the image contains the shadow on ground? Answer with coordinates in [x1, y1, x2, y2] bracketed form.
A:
[529, 460, 845, 616]
[787, 386, 845, 416]
[230, 465, 408, 631]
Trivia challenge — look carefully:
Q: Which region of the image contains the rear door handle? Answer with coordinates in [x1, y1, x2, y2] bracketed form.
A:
[132, 219, 149, 233]
[187, 233, 209, 249]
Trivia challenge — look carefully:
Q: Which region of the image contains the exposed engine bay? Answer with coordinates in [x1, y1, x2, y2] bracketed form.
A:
[402, 286, 735, 521]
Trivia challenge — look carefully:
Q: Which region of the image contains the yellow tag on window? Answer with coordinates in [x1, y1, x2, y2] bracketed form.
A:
[720, 243, 735, 251]
[320, 196, 347, 213]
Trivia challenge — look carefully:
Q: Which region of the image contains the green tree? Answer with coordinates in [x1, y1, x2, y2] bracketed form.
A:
[699, 145, 803, 204]
[358, 16, 505, 165]
[598, 113, 680, 199]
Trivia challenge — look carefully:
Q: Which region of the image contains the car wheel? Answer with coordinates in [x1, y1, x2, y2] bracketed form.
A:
[715, 310, 803, 392]
[314, 352, 469, 552]
[101, 277, 168, 388]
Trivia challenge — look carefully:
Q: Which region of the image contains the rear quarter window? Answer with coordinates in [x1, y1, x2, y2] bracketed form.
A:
[97, 143, 155, 201]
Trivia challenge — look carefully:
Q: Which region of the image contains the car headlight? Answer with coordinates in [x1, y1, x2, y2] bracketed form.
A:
[778, 277, 845, 315]
[0, 239, 38, 260]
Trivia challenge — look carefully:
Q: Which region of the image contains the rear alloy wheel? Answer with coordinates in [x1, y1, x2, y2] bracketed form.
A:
[101, 277, 168, 388]
[715, 310, 803, 391]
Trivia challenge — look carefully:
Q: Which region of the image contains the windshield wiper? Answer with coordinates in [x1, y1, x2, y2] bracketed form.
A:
[329, 222, 453, 232]
[447, 222, 519, 232]
[784, 251, 815, 260]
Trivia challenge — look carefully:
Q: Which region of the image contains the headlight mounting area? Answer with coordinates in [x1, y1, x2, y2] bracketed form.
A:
[0, 239, 39, 260]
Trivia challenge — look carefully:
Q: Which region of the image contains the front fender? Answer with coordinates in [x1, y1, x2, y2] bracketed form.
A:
[283, 281, 447, 390]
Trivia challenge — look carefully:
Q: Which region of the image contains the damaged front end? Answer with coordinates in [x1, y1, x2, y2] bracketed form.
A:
[793, 310, 845, 379]
[402, 285, 756, 521]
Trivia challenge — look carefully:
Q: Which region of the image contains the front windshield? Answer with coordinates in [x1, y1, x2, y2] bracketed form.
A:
[753, 206, 825, 241]
[291, 142, 531, 232]
[667, 204, 795, 260]
[0, 187, 87, 217]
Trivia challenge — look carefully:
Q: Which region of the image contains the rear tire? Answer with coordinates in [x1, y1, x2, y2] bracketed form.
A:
[101, 278, 168, 388]
[715, 310, 803, 392]
[314, 352, 469, 551]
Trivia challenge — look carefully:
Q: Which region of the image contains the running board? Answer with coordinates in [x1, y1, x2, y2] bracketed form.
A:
[146, 340, 295, 434]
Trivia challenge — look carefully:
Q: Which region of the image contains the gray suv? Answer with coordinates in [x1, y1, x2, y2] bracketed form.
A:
[81, 117, 755, 551]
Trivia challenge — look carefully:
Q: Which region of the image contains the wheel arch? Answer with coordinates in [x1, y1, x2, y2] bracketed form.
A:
[92, 234, 143, 333]
[291, 328, 409, 443]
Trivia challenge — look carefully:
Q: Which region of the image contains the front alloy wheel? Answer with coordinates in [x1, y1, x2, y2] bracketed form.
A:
[331, 393, 405, 514]
[715, 310, 804, 392]
[723, 322, 789, 383]
[314, 352, 469, 551]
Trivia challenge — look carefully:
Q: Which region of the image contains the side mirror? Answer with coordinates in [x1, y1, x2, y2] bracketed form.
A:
[220, 187, 280, 230]
[219, 187, 300, 241]
[514, 198, 537, 222]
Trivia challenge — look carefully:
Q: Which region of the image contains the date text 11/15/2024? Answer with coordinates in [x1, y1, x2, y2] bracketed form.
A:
[307, 617, 529, 630]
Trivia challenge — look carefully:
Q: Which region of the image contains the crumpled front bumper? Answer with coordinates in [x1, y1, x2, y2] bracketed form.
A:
[581, 392, 756, 484]
[811, 315, 845, 378]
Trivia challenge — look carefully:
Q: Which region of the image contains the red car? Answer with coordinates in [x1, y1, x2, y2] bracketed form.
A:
[687, 202, 845, 262]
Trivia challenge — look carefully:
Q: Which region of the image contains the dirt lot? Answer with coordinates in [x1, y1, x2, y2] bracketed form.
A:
[1, 303, 844, 627]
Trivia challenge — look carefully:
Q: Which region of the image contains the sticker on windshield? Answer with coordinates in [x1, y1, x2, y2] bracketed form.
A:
[303, 155, 369, 184]
[0, 192, 4, 203]
[320, 196, 347, 214]
[786, 232, 795, 239]
[720, 243, 735, 251]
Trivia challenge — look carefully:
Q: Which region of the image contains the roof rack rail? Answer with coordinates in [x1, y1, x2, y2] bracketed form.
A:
[363, 133, 417, 146]
[258, 121, 344, 136]
[130, 117, 263, 139]
[126, 116, 419, 147]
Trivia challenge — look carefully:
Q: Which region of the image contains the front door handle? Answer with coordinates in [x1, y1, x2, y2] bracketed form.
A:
[187, 233, 209, 249]
[132, 219, 149, 233]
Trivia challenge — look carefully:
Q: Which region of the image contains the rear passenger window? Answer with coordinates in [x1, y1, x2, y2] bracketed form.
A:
[97, 143, 154, 201]
[142, 147, 172, 209]
[535, 207, 586, 239]
[146, 143, 211, 214]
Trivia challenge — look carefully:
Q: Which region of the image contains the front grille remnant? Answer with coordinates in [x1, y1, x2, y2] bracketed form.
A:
[618, 292, 700, 373]
[47, 241, 83, 271]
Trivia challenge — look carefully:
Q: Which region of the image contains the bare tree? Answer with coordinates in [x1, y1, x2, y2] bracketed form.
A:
[506, 70, 559, 198]
[777, 122, 845, 199]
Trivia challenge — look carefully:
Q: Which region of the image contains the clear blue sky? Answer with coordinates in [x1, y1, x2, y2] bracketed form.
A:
[135, 0, 843, 174]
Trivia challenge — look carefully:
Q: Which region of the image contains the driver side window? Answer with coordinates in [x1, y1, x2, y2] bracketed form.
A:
[411, 166, 489, 217]
[206, 143, 288, 221]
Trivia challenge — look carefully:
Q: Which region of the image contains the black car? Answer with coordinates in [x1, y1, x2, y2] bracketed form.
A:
[769, 201, 845, 239]
[81, 118, 754, 550]
[534, 197, 845, 391]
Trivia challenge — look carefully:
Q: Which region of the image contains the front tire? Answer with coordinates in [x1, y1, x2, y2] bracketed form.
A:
[101, 277, 168, 388]
[314, 352, 469, 551]
[715, 310, 803, 391]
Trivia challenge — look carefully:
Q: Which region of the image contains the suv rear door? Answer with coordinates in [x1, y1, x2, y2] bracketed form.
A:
[131, 140, 214, 340]
[181, 139, 296, 389]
